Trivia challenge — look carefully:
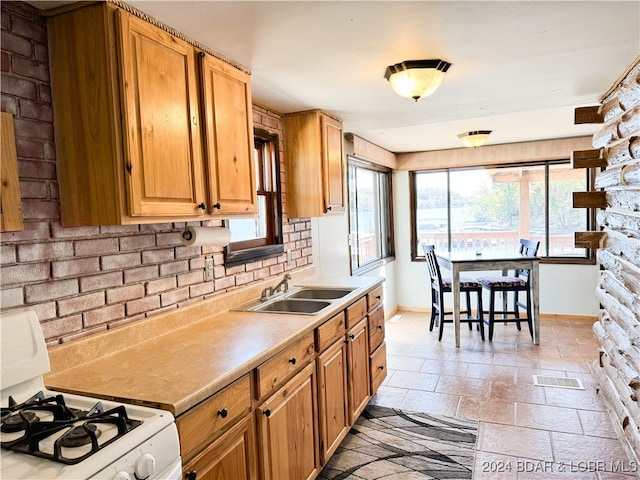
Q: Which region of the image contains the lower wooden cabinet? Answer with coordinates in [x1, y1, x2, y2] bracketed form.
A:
[370, 341, 387, 395]
[178, 285, 385, 480]
[182, 413, 257, 480]
[256, 362, 319, 480]
[346, 318, 371, 424]
[316, 337, 349, 464]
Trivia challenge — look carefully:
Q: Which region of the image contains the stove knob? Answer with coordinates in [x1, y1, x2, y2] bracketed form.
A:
[112, 472, 132, 480]
[134, 453, 156, 479]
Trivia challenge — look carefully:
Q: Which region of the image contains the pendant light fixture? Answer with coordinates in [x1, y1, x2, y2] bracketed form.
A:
[384, 59, 451, 101]
[458, 130, 492, 148]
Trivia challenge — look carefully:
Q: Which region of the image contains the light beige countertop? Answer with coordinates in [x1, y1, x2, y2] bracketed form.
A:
[44, 270, 383, 417]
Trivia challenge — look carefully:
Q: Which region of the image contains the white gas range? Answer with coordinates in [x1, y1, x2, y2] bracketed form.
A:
[1, 308, 182, 480]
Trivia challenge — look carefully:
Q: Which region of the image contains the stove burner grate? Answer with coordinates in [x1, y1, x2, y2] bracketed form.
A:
[1, 392, 142, 465]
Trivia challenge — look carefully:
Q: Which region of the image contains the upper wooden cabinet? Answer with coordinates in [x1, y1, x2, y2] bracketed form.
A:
[47, 3, 255, 225]
[284, 110, 345, 217]
[199, 53, 257, 215]
[117, 11, 206, 219]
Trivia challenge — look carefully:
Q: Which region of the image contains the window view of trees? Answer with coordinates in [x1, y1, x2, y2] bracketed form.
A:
[414, 162, 589, 260]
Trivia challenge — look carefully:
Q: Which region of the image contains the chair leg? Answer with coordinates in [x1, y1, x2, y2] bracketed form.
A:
[514, 291, 522, 331]
[477, 290, 485, 341]
[429, 304, 436, 331]
[465, 291, 473, 330]
[488, 290, 496, 341]
[438, 292, 445, 341]
[525, 289, 533, 339]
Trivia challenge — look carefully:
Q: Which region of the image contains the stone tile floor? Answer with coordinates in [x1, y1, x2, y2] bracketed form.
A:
[369, 312, 637, 479]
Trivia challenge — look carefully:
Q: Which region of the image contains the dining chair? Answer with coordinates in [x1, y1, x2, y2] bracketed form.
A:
[477, 238, 540, 341]
[421, 243, 485, 341]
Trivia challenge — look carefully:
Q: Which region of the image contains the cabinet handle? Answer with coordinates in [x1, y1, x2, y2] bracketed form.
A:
[378, 365, 385, 370]
[213, 202, 221, 210]
[192, 116, 197, 126]
[197, 202, 207, 210]
[218, 408, 228, 418]
[263, 409, 271, 417]
[186, 471, 197, 480]
[289, 357, 296, 365]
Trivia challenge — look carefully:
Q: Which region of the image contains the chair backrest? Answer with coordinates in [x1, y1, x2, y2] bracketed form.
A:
[516, 238, 540, 279]
[519, 238, 540, 257]
[421, 242, 444, 290]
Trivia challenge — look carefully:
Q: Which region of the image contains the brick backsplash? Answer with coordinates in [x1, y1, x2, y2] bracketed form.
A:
[0, 2, 313, 345]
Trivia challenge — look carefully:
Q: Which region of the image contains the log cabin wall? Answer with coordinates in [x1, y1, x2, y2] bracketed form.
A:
[0, 2, 312, 346]
[588, 55, 640, 468]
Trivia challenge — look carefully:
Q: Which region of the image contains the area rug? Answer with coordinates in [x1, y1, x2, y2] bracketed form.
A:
[318, 404, 477, 480]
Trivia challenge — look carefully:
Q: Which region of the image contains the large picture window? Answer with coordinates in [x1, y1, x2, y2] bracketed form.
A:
[348, 157, 394, 273]
[412, 160, 594, 264]
[225, 129, 283, 266]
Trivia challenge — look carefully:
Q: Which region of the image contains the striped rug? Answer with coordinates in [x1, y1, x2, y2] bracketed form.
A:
[318, 405, 477, 480]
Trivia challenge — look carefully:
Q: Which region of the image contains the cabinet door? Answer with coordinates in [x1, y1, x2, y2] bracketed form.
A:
[317, 338, 349, 464]
[346, 318, 370, 424]
[322, 115, 345, 214]
[183, 414, 257, 480]
[257, 363, 319, 480]
[200, 54, 257, 215]
[117, 11, 206, 217]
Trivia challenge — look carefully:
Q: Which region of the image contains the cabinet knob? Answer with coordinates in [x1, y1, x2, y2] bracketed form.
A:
[349, 334, 355, 341]
[263, 409, 271, 417]
[378, 365, 385, 370]
[377, 325, 383, 330]
[213, 202, 221, 210]
[326, 206, 332, 212]
[288, 357, 297, 365]
[185, 471, 197, 480]
[218, 408, 228, 418]
[197, 202, 207, 210]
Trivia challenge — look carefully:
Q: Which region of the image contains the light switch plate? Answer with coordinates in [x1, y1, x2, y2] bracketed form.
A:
[204, 257, 214, 282]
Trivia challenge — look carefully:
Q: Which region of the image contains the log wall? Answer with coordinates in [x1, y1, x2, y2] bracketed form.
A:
[587, 55, 640, 468]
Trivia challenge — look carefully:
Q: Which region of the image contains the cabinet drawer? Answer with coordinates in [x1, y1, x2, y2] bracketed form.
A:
[370, 342, 387, 395]
[177, 373, 251, 462]
[368, 305, 385, 353]
[367, 285, 384, 311]
[256, 332, 315, 399]
[316, 312, 346, 353]
[346, 297, 367, 329]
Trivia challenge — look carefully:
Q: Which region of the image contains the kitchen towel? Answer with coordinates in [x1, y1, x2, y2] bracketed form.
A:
[180, 226, 232, 247]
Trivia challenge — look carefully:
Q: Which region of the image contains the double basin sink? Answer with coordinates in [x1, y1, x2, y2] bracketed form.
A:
[234, 287, 356, 315]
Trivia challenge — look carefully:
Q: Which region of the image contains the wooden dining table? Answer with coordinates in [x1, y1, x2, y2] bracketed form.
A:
[435, 250, 540, 347]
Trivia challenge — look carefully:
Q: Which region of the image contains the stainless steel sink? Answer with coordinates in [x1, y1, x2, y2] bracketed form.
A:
[253, 299, 331, 314]
[287, 287, 355, 300]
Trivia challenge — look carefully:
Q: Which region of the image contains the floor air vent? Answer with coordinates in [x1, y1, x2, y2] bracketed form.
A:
[533, 375, 584, 390]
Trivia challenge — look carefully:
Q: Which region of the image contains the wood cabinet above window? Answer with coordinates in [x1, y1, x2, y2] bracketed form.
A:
[199, 53, 257, 216]
[284, 110, 345, 217]
[47, 3, 256, 226]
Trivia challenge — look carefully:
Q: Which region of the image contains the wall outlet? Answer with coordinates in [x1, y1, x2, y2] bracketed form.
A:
[204, 257, 214, 282]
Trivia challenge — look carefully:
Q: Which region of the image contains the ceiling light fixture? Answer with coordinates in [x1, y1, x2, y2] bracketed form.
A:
[458, 130, 492, 148]
[384, 59, 451, 101]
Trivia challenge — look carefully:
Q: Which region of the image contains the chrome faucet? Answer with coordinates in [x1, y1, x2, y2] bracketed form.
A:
[260, 274, 291, 301]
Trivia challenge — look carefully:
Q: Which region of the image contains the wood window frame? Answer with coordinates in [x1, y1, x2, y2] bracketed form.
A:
[224, 128, 284, 267]
[410, 160, 596, 265]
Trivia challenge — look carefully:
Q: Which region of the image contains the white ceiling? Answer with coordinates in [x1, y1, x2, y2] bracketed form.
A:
[45, 1, 640, 153]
